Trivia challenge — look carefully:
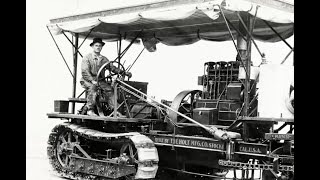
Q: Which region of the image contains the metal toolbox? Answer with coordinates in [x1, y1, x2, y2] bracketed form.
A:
[54, 100, 69, 113]
[193, 107, 218, 125]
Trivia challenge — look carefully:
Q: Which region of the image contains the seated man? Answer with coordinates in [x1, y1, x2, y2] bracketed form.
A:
[80, 37, 132, 116]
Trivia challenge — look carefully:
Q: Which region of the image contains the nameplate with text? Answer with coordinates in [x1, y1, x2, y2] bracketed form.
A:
[265, 133, 294, 141]
[150, 135, 225, 151]
[237, 142, 268, 155]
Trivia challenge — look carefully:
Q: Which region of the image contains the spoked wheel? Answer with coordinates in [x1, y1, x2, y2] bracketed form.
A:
[97, 60, 126, 85]
[56, 130, 78, 168]
[47, 125, 81, 177]
[120, 143, 139, 164]
[119, 142, 139, 180]
[167, 90, 202, 124]
[96, 60, 129, 117]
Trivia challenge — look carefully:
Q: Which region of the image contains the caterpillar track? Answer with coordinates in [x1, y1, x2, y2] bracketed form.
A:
[47, 122, 159, 180]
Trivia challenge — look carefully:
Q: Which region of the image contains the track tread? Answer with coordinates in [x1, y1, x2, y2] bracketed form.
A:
[47, 122, 158, 180]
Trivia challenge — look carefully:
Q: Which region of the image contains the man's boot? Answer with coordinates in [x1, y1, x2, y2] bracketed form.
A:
[87, 109, 98, 116]
[116, 111, 126, 118]
[96, 106, 105, 116]
[80, 106, 88, 115]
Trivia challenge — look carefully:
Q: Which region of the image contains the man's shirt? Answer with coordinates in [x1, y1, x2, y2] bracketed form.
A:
[81, 52, 109, 82]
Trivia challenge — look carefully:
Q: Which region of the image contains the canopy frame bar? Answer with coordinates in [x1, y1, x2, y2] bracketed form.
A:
[280, 47, 294, 65]
[115, 30, 144, 62]
[242, 0, 293, 13]
[236, 12, 264, 58]
[49, 0, 293, 24]
[225, 17, 247, 41]
[263, 20, 293, 50]
[117, 34, 122, 65]
[248, 5, 264, 58]
[218, 5, 249, 79]
[49, 0, 216, 24]
[46, 26, 74, 78]
[61, 30, 83, 58]
[126, 47, 146, 72]
[78, 27, 96, 49]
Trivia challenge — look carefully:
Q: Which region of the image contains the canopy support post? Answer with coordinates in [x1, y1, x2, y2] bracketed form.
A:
[113, 35, 122, 118]
[217, 5, 249, 79]
[236, 12, 254, 141]
[118, 35, 122, 68]
[236, 12, 264, 58]
[245, 14, 253, 116]
[71, 33, 79, 114]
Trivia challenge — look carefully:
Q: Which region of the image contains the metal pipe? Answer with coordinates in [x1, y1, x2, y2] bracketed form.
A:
[236, 12, 264, 58]
[78, 27, 95, 49]
[248, 92, 258, 108]
[225, 62, 229, 99]
[249, 6, 264, 58]
[218, 5, 243, 56]
[60, 29, 83, 58]
[46, 26, 74, 77]
[242, 13, 254, 140]
[126, 47, 145, 72]
[217, 5, 250, 79]
[247, 106, 257, 117]
[262, 20, 293, 50]
[114, 30, 143, 62]
[246, 14, 254, 113]
[117, 80, 231, 140]
[250, 6, 259, 35]
[118, 35, 122, 68]
[217, 62, 221, 99]
[72, 33, 79, 114]
[281, 47, 294, 64]
[213, 63, 217, 99]
[77, 89, 86, 98]
[274, 122, 288, 133]
[121, 91, 132, 118]
[225, 17, 247, 41]
[202, 63, 206, 99]
[113, 83, 118, 117]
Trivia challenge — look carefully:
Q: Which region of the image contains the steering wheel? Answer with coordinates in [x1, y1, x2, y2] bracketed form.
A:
[96, 60, 126, 85]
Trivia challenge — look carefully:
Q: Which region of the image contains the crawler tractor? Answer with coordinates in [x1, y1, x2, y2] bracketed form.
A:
[46, 0, 294, 179]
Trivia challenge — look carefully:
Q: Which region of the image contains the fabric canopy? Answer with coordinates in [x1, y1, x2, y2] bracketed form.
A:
[47, 0, 294, 50]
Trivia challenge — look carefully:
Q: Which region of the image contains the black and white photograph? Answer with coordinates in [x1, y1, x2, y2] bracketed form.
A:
[26, 0, 294, 179]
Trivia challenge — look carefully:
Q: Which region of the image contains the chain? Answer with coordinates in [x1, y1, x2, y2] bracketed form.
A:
[218, 160, 294, 172]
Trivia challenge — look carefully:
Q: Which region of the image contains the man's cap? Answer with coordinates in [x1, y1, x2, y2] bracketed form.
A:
[90, 38, 105, 47]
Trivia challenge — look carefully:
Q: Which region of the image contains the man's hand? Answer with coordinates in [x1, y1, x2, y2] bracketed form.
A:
[125, 72, 132, 78]
[91, 80, 98, 85]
